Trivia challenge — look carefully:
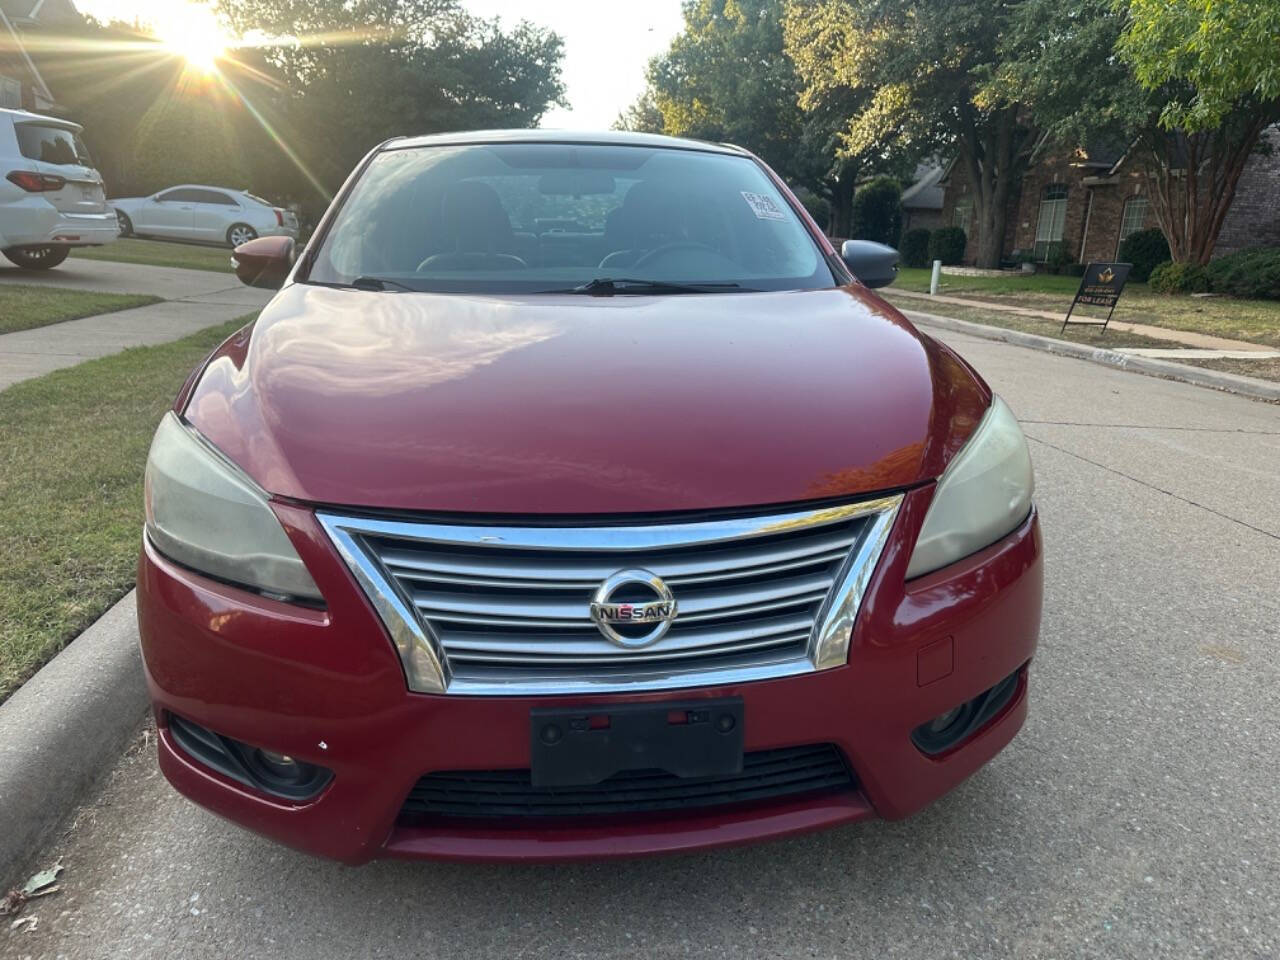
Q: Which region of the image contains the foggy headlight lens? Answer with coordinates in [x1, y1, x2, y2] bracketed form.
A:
[906, 395, 1034, 579]
[144, 412, 321, 601]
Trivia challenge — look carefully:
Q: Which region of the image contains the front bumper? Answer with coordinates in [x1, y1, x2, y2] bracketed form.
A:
[137, 487, 1043, 863]
[0, 199, 118, 248]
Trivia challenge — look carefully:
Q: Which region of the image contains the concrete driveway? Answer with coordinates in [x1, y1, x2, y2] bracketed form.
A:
[0, 257, 263, 305]
[0, 258, 273, 390]
[3, 322, 1278, 960]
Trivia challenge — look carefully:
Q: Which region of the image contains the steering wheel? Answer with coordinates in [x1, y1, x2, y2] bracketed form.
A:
[632, 241, 718, 269]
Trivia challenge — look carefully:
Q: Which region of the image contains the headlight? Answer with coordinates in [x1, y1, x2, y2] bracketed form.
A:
[144, 412, 322, 602]
[905, 395, 1034, 579]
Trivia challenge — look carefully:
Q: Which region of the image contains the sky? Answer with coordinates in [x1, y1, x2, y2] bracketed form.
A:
[70, 0, 686, 129]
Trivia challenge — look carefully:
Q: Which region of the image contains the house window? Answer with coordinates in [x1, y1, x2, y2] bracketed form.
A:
[0, 76, 21, 110]
[1117, 196, 1148, 253]
[1033, 184, 1068, 261]
[953, 196, 972, 230]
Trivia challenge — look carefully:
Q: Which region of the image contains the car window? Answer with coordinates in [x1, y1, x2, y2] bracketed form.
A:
[15, 123, 93, 167]
[307, 143, 832, 294]
[156, 189, 202, 203]
[193, 189, 238, 205]
[243, 192, 273, 206]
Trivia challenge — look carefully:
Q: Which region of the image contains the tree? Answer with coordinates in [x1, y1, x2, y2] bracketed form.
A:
[632, 0, 909, 236]
[638, 1, 805, 173]
[992, 0, 1280, 265]
[31, 3, 566, 222]
[785, 0, 1041, 267]
[214, 0, 566, 215]
[614, 90, 664, 133]
[1117, 0, 1280, 264]
[850, 175, 902, 245]
[32, 16, 252, 196]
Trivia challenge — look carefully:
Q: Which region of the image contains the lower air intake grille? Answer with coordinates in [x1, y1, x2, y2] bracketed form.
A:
[400, 744, 855, 820]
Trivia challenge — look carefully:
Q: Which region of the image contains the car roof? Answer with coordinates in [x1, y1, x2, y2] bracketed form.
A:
[158, 184, 246, 193]
[387, 128, 748, 157]
[0, 106, 82, 133]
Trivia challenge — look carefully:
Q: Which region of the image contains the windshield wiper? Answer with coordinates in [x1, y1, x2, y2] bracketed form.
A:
[302, 276, 418, 292]
[561, 277, 750, 296]
[350, 275, 417, 292]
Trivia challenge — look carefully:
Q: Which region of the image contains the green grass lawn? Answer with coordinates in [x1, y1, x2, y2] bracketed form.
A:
[880, 291, 1183, 350]
[72, 237, 236, 273]
[0, 286, 161, 335]
[0, 314, 253, 702]
[891, 267, 1280, 348]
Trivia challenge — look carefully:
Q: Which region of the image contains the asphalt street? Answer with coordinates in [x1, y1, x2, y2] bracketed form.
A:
[4, 319, 1278, 960]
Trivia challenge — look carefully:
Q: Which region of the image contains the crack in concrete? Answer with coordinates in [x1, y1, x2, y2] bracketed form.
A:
[1020, 419, 1280, 436]
[1024, 433, 1279, 542]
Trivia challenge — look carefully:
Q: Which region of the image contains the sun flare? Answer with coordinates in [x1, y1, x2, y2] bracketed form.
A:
[154, 3, 232, 74]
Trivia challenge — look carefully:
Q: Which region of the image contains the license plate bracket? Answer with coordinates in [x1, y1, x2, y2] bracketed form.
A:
[530, 698, 744, 788]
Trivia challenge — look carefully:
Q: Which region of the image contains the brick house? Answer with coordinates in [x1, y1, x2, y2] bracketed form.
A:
[939, 128, 1280, 265]
[901, 161, 944, 233]
[0, 0, 79, 112]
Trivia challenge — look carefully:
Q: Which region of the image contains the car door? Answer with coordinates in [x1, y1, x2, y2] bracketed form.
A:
[189, 189, 241, 242]
[139, 189, 198, 238]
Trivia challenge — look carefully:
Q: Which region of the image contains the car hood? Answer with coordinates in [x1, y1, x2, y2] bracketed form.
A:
[183, 284, 990, 515]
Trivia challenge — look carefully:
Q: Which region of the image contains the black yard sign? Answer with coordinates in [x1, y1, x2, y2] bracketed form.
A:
[1061, 262, 1133, 333]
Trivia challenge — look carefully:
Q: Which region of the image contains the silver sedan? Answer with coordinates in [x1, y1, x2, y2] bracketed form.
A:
[110, 185, 298, 247]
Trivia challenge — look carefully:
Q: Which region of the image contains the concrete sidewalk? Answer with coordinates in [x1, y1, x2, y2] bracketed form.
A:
[0, 259, 273, 390]
[887, 287, 1275, 352]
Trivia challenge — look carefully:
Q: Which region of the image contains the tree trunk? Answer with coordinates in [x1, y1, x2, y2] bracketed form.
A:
[959, 107, 1025, 269]
[1138, 110, 1274, 265]
[828, 170, 856, 238]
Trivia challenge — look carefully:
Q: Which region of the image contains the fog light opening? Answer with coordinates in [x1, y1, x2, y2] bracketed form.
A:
[911, 667, 1022, 756]
[168, 714, 333, 802]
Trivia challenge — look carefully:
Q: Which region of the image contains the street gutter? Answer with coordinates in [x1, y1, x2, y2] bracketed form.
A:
[0, 592, 148, 885]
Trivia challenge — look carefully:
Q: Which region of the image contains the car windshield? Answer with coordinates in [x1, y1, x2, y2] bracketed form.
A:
[305, 142, 833, 294]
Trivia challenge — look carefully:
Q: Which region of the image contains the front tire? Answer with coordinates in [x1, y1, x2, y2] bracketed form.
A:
[227, 223, 257, 247]
[115, 209, 133, 237]
[3, 246, 71, 270]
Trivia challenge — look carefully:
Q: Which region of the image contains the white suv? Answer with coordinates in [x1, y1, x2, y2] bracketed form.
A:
[0, 107, 118, 269]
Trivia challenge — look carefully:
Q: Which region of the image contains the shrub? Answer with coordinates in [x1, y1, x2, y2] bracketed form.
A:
[928, 226, 967, 265]
[1205, 247, 1280, 300]
[794, 188, 830, 233]
[900, 228, 931, 267]
[1149, 260, 1209, 294]
[1044, 242, 1073, 274]
[851, 176, 904, 246]
[1118, 227, 1171, 282]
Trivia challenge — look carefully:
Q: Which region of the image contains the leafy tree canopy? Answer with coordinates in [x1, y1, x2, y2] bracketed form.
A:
[216, 0, 565, 209]
[628, 0, 913, 236]
[1120, 0, 1280, 132]
[784, 0, 1044, 266]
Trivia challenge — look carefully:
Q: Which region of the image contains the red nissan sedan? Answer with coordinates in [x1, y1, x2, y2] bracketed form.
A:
[137, 130, 1042, 863]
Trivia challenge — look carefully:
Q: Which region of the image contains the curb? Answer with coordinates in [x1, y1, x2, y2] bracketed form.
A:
[899, 308, 1280, 403]
[0, 591, 148, 883]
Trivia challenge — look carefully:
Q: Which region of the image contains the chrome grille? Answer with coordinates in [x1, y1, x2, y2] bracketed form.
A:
[320, 496, 901, 695]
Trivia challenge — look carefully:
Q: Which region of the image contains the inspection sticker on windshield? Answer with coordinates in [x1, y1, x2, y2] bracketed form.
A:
[741, 191, 787, 221]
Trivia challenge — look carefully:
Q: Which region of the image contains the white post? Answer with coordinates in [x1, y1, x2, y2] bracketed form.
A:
[930, 260, 942, 295]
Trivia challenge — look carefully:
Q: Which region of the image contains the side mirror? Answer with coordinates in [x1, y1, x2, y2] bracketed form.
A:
[232, 235, 295, 289]
[840, 240, 899, 288]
